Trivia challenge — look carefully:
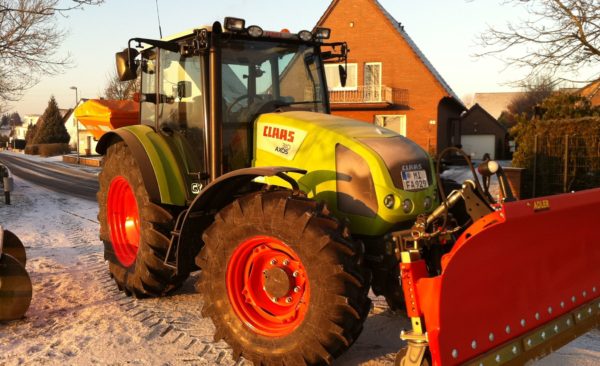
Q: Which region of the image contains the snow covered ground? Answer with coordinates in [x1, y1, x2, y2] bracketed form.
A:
[0, 156, 599, 365]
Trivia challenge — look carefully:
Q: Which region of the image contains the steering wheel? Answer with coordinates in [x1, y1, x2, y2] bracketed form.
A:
[226, 94, 266, 116]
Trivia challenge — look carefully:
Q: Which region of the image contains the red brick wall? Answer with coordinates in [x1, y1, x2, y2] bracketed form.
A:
[319, 0, 450, 151]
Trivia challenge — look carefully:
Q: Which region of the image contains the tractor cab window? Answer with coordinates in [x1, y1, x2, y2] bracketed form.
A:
[221, 39, 326, 171]
[140, 49, 157, 127]
[141, 48, 206, 176]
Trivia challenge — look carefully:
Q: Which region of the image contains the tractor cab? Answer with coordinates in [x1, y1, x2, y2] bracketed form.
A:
[116, 18, 345, 184]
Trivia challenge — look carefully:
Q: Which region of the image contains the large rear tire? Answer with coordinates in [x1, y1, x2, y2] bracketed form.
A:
[98, 141, 188, 297]
[197, 190, 371, 365]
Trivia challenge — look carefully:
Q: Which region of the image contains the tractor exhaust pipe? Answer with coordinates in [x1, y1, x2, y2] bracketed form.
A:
[209, 22, 223, 181]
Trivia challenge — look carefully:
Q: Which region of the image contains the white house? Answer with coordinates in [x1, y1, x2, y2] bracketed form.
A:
[12, 114, 40, 141]
[62, 100, 97, 155]
[0, 125, 11, 138]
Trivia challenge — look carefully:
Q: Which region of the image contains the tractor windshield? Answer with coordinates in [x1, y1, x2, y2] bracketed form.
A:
[221, 39, 326, 170]
[221, 39, 326, 116]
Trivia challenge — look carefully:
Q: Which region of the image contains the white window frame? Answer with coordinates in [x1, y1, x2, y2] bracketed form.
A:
[375, 114, 407, 136]
[324, 63, 358, 91]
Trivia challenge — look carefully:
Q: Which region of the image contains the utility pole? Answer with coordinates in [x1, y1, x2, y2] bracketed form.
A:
[70, 86, 79, 164]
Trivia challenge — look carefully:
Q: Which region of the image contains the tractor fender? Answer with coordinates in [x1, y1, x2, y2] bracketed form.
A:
[96, 126, 187, 206]
[175, 166, 306, 273]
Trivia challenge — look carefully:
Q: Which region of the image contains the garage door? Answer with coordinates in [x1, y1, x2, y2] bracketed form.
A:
[461, 135, 495, 160]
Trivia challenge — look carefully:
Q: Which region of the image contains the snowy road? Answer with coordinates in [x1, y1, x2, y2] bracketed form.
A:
[0, 156, 599, 365]
[0, 152, 98, 201]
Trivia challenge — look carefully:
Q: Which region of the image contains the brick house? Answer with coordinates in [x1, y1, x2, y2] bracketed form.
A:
[317, 0, 464, 154]
[580, 79, 600, 107]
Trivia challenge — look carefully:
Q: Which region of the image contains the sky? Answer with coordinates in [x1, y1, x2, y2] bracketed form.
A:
[3, 0, 579, 115]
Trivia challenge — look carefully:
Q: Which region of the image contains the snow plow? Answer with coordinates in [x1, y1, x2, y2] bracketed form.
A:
[394, 151, 600, 365]
[0, 227, 32, 321]
[96, 18, 600, 365]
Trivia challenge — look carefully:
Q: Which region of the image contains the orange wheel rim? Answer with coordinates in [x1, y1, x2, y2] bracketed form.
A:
[107, 176, 140, 267]
[226, 235, 310, 337]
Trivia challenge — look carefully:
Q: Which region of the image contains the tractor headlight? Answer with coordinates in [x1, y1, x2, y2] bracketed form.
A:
[424, 196, 433, 211]
[224, 17, 245, 32]
[298, 30, 313, 42]
[383, 194, 395, 209]
[247, 25, 263, 37]
[314, 27, 331, 40]
[402, 199, 414, 214]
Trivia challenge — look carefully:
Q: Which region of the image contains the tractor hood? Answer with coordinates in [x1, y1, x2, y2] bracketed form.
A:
[253, 111, 437, 236]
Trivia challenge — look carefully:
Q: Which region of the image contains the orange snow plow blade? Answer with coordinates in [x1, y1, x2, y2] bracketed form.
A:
[416, 188, 600, 365]
[0, 227, 32, 321]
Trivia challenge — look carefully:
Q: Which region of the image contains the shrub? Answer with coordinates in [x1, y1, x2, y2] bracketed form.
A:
[13, 139, 26, 150]
[39, 143, 70, 157]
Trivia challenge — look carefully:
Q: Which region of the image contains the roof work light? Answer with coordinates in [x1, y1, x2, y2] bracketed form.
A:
[247, 25, 263, 38]
[298, 30, 313, 42]
[224, 17, 245, 32]
[314, 27, 331, 40]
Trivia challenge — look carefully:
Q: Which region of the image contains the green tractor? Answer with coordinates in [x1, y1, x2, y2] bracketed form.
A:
[98, 18, 438, 365]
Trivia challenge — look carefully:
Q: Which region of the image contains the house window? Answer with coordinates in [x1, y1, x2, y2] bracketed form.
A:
[375, 115, 406, 136]
[364, 62, 382, 101]
[324, 63, 357, 90]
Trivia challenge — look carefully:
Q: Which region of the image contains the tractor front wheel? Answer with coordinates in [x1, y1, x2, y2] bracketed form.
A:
[97, 141, 188, 297]
[197, 190, 371, 365]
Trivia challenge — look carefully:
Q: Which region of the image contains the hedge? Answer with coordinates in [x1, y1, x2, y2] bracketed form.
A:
[24, 144, 39, 155]
[512, 117, 600, 196]
[39, 143, 70, 157]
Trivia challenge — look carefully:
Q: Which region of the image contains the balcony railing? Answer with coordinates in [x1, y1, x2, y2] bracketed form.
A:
[328, 85, 409, 106]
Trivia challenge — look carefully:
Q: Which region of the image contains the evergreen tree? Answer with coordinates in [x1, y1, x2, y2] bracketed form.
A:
[25, 123, 38, 144]
[0, 114, 8, 127]
[33, 96, 70, 144]
[9, 112, 22, 126]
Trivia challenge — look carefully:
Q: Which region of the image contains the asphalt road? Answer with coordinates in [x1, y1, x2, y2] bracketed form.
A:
[0, 152, 99, 201]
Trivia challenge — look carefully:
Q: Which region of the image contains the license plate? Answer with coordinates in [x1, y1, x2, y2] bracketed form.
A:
[401, 170, 429, 191]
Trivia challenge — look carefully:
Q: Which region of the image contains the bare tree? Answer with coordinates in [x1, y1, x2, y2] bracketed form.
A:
[477, 0, 600, 84]
[0, 0, 103, 105]
[103, 70, 139, 100]
[501, 76, 556, 127]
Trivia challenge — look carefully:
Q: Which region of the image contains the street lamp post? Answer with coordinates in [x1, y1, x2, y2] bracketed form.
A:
[70, 86, 79, 164]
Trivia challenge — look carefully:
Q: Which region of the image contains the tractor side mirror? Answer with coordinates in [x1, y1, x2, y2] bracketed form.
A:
[116, 48, 140, 81]
[338, 65, 347, 88]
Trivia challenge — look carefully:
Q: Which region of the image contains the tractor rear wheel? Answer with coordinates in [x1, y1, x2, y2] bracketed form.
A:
[0, 253, 32, 321]
[2, 229, 27, 267]
[197, 190, 371, 365]
[97, 141, 188, 297]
